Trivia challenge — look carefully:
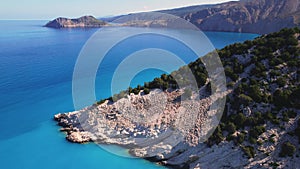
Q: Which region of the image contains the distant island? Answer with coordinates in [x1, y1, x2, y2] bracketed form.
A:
[55, 27, 300, 169]
[45, 16, 107, 28]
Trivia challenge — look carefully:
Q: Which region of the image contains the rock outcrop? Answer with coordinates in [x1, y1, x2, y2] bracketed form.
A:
[53, 88, 218, 144]
[45, 16, 107, 28]
[54, 88, 236, 168]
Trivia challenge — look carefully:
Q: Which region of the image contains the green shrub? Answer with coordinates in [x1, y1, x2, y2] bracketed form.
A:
[238, 94, 253, 106]
[279, 142, 296, 157]
[249, 137, 257, 144]
[283, 110, 297, 121]
[242, 146, 256, 158]
[207, 126, 224, 146]
[249, 125, 265, 139]
[96, 99, 106, 105]
[270, 70, 281, 77]
[276, 77, 286, 87]
[269, 137, 275, 143]
[257, 140, 263, 145]
[269, 162, 280, 168]
[234, 113, 246, 128]
[132, 88, 140, 95]
[282, 112, 290, 122]
[236, 133, 245, 144]
[247, 85, 263, 102]
[225, 67, 239, 81]
[273, 89, 292, 108]
[227, 82, 235, 88]
[226, 134, 235, 142]
[265, 112, 280, 124]
[244, 112, 265, 126]
[112, 90, 127, 101]
[143, 88, 150, 95]
[226, 122, 236, 134]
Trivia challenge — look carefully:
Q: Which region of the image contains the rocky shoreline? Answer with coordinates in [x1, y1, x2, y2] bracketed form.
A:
[54, 88, 249, 169]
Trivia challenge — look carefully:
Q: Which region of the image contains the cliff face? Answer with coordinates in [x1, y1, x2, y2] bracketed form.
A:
[179, 0, 300, 34]
[45, 16, 107, 28]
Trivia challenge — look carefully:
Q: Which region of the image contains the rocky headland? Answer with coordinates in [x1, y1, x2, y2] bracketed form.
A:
[55, 28, 300, 168]
[45, 16, 107, 28]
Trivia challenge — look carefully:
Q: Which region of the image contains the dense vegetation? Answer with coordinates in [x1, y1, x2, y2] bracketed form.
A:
[206, 27, 300, 159]
[280, 142, 296, 157]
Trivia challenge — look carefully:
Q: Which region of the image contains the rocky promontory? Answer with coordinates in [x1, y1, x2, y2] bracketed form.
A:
[45, 16, 107, 28]
[54, 28, 300, 168]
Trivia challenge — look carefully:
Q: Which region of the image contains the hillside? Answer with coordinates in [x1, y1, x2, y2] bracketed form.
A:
[54, 28, 300, 168]
[178, 0, 300, 34]
[45, 16, 107, 28]
[108, 0, 300, 34]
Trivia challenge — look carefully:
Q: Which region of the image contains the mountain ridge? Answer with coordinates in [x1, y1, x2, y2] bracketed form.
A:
[105, 0, 300, 34]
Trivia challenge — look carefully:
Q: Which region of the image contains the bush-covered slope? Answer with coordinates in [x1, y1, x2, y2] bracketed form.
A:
[94, 27, 300, 168]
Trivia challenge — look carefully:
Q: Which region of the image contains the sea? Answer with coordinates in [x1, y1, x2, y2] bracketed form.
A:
[0, 20, 259, 169]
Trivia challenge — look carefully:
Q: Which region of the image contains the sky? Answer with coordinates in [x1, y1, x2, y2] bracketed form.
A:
[0, 0, 237, 20]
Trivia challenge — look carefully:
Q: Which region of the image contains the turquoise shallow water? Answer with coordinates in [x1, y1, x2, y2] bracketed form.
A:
[0, 20, 258, 169]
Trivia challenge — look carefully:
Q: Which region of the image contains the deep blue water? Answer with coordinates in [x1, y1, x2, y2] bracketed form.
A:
[0, 20, 258, 169]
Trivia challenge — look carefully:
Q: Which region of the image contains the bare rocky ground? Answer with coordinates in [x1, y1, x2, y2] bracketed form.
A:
[54, 88, 239, 168]
[54, 87, 300, 169]
[54, 88, 215, 143]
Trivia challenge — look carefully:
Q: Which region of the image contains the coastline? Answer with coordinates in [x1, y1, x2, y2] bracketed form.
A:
[53, 28, 300, 169]
[54, 88, 241, 169]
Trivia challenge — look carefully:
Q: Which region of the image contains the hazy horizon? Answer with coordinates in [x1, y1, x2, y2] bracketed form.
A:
[1, 0, 237, 20]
